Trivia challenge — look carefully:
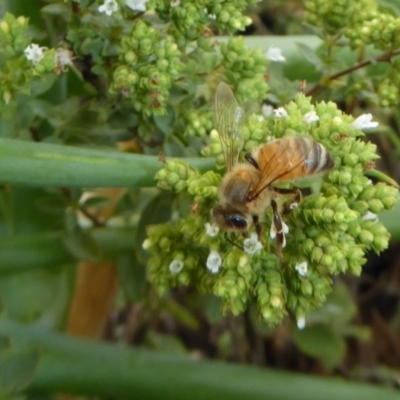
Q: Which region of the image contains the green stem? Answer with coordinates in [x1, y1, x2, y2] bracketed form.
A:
[0, 138, 215, 188]
[1, 320, 399, 399]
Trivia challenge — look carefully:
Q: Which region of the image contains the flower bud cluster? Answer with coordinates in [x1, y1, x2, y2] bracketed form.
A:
[111, 20, 184, 116]
[155, 159, 199, 192]
[153, 0, 254, 41]
[286, 268, 332, 319]
[201, 128, 225, 170]
[145, 222, 200, 294]
[255, 268, 287, 326]
[214, 250, 252, 316]
[305, 0, 354, 35]
[187, 171, 221, 201]
[220, 37, 269, 101]
[347, 10, 400, 51]
[377, 60, 400, 107]
[0, 13, 56, 105]
[182, 107, 214, 138]
[242, 115, 273, 151]
[0, 13, 29, 56]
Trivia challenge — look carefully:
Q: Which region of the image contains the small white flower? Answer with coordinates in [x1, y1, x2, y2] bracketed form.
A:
[205, 222, 219, 237]
[98, 0, 118, 15]
[266, 46, 286, 62]
[169, 259, 184, 275]
[170, 0, 180, 7]
[297, 316, 306, 330]
[206, 250, 222, 274]
[262, 104, 273, 117]
[24, 43, 46, 65]
[270, 220, 289, 248]
[362, 211, 378, 222]
[352, 113, 379, 130]
[303, 110, 319, 124]
[54, 48, 74, 71]
[125, 0, 148, 12]
[273, 107, 288, 118]
[208, 13, 217, 20]
[243, 233, 263, 255]
[295, 261, 308, 277]
[257, 115, 264, 122]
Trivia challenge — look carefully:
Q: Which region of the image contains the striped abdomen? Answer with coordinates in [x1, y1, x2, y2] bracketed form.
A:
[251, 137, 334, 187]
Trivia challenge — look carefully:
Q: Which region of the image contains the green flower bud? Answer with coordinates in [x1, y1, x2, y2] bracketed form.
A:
[367, 198, 384, 214]
[311, 247, 324, 263]
[0, 21, 9, 34]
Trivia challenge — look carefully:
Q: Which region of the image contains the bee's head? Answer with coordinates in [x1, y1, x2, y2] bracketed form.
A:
[212, 204, 249, 232]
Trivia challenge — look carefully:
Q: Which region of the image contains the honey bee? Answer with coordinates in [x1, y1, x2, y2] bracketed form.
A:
[212, 82, 335, 253]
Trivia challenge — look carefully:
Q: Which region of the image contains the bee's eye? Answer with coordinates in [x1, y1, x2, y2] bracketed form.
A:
[227, 215, 248, 230]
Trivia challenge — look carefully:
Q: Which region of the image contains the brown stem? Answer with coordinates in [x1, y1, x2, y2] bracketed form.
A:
[306, 49, 400, 97]
[60, 187, 104, 227]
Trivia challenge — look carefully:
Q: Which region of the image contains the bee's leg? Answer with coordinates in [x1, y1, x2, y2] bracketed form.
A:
[270, 199, 284, 258]
[252, 214, 263, 242]
[244, 152, 260, 170]
[272, 187, 302, 215]
[224, 232, 244, 251]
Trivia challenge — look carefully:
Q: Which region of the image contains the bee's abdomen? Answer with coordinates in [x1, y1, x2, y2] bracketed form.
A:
[304, 139, 335, 174]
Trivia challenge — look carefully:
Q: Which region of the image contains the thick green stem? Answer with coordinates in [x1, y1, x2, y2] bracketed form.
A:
[0, 228, 136, 272]
[0, 320, 399, 400]
[0, 138, 215, 188]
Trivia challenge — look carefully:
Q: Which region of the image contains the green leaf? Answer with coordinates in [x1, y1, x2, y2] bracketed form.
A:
[0, 336, 11, 353]
[0, 266, 71, 327]
[0, 349, 39, 395]
[307, 283, 356, 326]
[136, 191, 174, 261]
[63, 230, 103, 262]
[117, 252, 146, 302]
[40, 3, 70, 16]
[380, 199, 400, 240]
[0, 138, 214, 188]
[296, 42, 324, 71]
[154, 106, 175, 136]
[293, 323, 346, 369]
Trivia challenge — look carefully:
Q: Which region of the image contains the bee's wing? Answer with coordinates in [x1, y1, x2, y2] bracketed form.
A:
[215, 82, 244, 171]
[251, 138, 313, 197]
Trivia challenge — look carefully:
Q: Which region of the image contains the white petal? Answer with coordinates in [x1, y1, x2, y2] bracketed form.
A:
[126, 0, 148, 11]
[352, 113, 378, 130]
[297, 316, 306, 330]
[362, 211, 378, 221]
[266, 46, 286, 62]
[169, 260, 184, 275]
[243, 233, 263, 255]
[273, 107, 288, 118]
[206, 250, 222, 274]
[262, 104, 273, 117]
[303, 111, 319, 124]
[295, 261, 308, 277]
[205, 222, 219, 237]
[98, 0, 119, 15]
[24, 43, 45, 65]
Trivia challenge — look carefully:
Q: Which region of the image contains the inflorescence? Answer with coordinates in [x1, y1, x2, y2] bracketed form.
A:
[148, 94, 397, 326]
